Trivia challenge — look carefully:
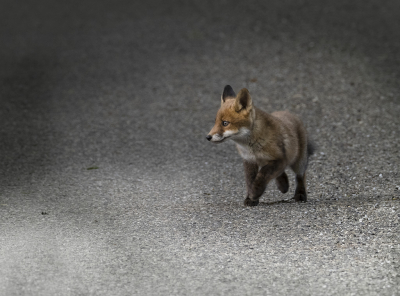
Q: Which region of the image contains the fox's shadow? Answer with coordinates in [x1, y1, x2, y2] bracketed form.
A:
[257, 198, 296, 206]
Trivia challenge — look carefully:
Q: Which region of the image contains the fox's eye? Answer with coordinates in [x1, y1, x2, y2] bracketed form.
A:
[222, 121, 229, 126]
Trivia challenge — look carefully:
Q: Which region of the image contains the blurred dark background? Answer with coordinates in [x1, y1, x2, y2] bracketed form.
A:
[1, 0, 399, 198]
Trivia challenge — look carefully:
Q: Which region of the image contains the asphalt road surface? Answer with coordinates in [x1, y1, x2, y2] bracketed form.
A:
[1, 0, 399, 295]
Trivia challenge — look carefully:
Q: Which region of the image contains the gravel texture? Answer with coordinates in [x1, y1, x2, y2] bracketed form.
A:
[0, 0, 399, 295]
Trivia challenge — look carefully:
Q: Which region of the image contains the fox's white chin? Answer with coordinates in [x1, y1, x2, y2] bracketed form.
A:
[211, 130, 239, 143]
[210, 135, 229, 143]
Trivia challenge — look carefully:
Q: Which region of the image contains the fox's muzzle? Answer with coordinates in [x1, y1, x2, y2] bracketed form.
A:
[206, 135, 212, 141]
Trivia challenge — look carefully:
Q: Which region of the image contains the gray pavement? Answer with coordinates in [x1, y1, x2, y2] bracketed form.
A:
[0, 0, 399, 295]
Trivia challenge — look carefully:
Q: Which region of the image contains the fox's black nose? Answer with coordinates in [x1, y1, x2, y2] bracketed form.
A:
[206, 135, 212, 141]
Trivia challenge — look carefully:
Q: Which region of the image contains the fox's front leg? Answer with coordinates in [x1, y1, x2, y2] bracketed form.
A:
[243, 161, 259, 205]
[244, 160, 286, 206]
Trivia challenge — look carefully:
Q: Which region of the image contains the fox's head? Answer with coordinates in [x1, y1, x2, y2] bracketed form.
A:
[207, 85, 254, 143]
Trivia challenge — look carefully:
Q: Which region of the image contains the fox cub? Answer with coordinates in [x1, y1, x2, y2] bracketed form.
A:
[207, 85, 314, 206]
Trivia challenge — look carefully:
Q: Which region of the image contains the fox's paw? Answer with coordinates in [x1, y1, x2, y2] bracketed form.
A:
[244, 197, 259, 207]
[293, 193, 307, 202]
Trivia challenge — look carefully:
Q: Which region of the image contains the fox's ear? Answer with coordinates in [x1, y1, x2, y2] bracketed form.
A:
[234, 88, 252, 112]
[221, 85, 236, 105]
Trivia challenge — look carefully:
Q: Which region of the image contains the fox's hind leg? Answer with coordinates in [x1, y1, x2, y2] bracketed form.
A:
[275, 171, 289, 193]
[291, 148, 310, 202]
[291, 152, 309, 202]
[294, 173, 307, 202]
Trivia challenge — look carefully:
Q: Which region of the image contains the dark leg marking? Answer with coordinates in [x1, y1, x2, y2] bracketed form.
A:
[294, 173, 307, 202]
[243, 161, 259, 207]
[243, 161, 258, 194]
[275, 171, 289, 193]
